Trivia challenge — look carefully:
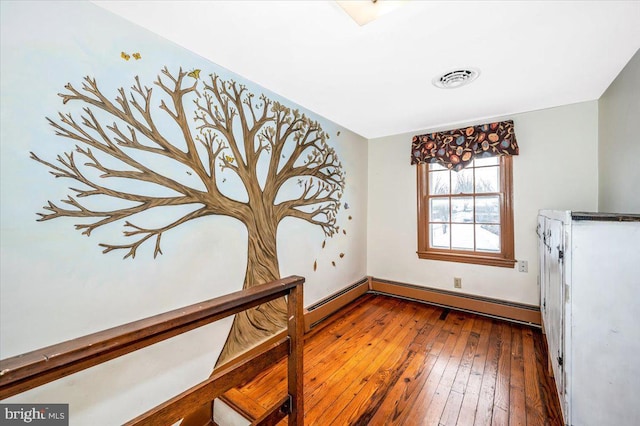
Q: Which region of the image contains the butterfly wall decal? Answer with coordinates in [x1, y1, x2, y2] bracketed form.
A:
[188, 69, 201, 79]
[121, 51, 141, 61]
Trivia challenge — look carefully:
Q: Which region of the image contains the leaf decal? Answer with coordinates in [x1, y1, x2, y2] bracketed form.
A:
[313, 260, 317, 271]
[322, 240, 326, 249]
[339, 253, 344, 258]
[331, 261, 336, 267]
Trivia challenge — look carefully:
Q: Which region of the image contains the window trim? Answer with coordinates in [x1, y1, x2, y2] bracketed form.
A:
[416, 156, 516, 268]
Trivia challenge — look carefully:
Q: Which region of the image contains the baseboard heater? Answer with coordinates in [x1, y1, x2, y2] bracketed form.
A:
[304, 276, 540, 329]
[369, 277, 541, 326]
[304, 277, 369, 331]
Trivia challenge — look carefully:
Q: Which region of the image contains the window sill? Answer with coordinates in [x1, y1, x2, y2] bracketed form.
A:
[417, 250, 516, 268]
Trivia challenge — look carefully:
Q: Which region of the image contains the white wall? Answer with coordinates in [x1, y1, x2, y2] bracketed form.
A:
[598, 49, 640, 214]
[0, 1, 367, 424]
[367, 101, 598, 305]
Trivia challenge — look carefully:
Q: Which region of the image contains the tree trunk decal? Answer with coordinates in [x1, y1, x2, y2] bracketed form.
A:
[218, 222, 285, 365]
[33, 67, 345, 363]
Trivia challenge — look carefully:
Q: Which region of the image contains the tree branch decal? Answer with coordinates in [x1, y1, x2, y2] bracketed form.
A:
[35, 67, 346, 364]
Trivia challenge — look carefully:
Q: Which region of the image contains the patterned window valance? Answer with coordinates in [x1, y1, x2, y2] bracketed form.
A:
[411, 120, 519, 171]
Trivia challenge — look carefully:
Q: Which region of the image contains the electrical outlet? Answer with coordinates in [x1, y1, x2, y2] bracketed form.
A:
[518, 260, 528, 273]
[454, 277, 462, 288]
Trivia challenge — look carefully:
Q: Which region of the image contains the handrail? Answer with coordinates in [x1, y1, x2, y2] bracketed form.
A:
[0, 275, 305, 425]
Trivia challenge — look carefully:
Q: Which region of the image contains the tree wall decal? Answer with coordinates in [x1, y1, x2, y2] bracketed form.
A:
[32, 67, 345, 363]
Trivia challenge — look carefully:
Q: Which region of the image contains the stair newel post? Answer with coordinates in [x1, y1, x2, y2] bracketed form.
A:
[287, 280, 305, 425]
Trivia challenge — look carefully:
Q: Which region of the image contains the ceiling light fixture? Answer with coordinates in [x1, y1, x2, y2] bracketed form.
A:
[432, 68, 480, 89]
[336, 0, 411, 26]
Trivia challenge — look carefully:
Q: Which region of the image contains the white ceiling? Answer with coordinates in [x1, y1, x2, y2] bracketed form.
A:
[94, 1, 639, 139]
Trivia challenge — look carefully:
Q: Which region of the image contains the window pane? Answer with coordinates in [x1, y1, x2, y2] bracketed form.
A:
[430, 224, 450, 249]
[451, 197, 473, 223]
[428, 162, 447, 171]
[451, 168, 473, 194]
[474, 156, 499, 167]
[476, 224, 501, 252]
[417, 155, 514, 266]
[430, 198, 449, 222]
[429, 170, 450, 194]
[451, 224, 474, 250]
[475, 196, 500, 223]
[475, 166, 499, 193]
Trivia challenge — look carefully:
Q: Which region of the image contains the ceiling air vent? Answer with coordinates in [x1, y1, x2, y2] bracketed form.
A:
[432, 68, 480, 89]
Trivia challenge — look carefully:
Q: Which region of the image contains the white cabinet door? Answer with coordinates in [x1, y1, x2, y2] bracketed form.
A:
[541, 217, 565, 400]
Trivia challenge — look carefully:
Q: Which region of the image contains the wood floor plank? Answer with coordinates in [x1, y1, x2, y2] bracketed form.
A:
[365, 305, 450, 425]
[334, 303, 445, 425]
[329, 306, 437, 425]
[508, 326, 526, 426]
[421, 316, 477, 425]
[304, 294, 395, 359]
[474, 320, 504, 426]
[377, 309, 459, 425]
[439, 316, 485, 426]
[305, 293, 377, 337]
[532, 329, 563, 426]
[455, 318, 494, 426]
[440, 390, 465, 426]
[523, 328, 547, 426]
[294, 296, 405, 400]
[221, 295, 562, 426]
[301, 299, 417, 415]
[236, 295, 400, 403]
[305, 302, 424, 424]
[491, 321, 513, 426]
[403, 312, 469, 424]
[298, 294, 408, 412]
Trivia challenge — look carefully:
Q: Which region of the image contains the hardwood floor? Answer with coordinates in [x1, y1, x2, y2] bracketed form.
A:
[222, 294, 563, 425]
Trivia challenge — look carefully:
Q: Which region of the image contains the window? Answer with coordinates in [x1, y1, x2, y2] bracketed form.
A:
[417, 156, 515, 267]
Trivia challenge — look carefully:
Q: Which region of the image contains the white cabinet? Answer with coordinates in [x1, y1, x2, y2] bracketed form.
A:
[538, 210, 640, 426]
[538, 212, 567, 406]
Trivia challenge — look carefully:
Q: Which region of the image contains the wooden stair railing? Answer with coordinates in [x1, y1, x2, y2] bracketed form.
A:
[0, 275, 305, 425]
